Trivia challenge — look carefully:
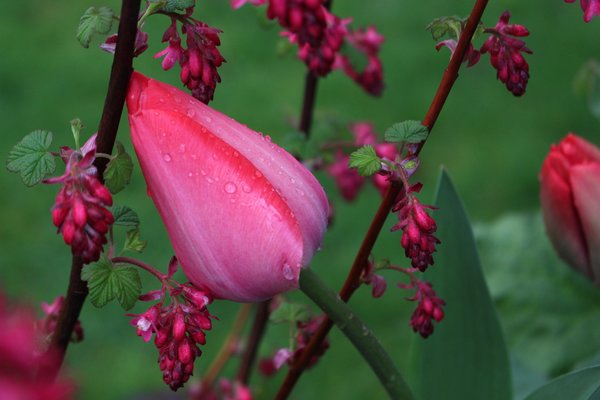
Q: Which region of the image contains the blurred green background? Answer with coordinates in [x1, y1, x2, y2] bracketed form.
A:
[2, 0, 600, 399]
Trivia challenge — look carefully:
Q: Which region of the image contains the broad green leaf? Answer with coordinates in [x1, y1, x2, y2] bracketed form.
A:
[103, 142, 133, 194]
[475, 212, 600, 383]
[6, 130, 56, 186]
[82, 256, 141, 310]
[349, 145, 381, 176]
[269, 302, 310, 324]
[124, 229, 147, 253]
[384, 120, 429, 144]
[163, 0, 195, 12]
[407, 169, 511, 400]
[76, 6, 114, 49]
[524, 366, 600, 400]
[111, 205, 140, 228]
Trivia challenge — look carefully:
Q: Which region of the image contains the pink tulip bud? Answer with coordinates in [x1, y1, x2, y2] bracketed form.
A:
[127, 72, 329, 302]
[540, 133, 600, 284]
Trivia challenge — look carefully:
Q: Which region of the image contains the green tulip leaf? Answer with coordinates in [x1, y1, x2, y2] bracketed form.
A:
[407, 168, 511, 400]
[524, 366, 600, 400]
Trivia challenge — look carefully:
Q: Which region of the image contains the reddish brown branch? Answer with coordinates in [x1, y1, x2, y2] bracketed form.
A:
[45, 0, 141, 378]
[275, 0, 489, 398]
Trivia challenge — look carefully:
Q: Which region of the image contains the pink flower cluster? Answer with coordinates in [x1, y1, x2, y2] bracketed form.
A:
[155, 14, 225, 104]
[327, 122, 399, 201]
[0, 294, 73, 399]
[192, 379, 253, 400]
[565, 0, 600, 22]
[129, 259, 214, 391]
[44, 136, 114, 264]
[403, 279, 445, 338]
[391, 184, 439, 272]
[39, 296, 84, 343]
[480, 11, 532, 97]
[259, 316, 330, 375]
[232, 0, 384, 96]
[336, 26, 385, 96]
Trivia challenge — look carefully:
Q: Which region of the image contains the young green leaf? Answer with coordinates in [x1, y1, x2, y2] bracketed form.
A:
[103, 142, 133, 194]
[70, 118, 84, 149]
[112, 205, 140, 229]
[7, 130, 56, 186]
[162, 0, 195, 12]
[124, 229, 147, 253]
[76, 6, 114, 49]
[384, 120, 429, 144]
[426, 16, 463, 40]
[269, 301, 310, 324]
[349, 145, 382, 176]
[81, 256, 142, 310]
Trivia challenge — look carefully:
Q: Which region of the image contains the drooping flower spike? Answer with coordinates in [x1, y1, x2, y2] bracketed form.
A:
[127, 72, 329, 302]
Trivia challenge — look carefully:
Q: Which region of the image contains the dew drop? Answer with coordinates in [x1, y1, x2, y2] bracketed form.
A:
[154, 111, 160, 116]
[233, 151, 239, 157]
[188, 172, 193, 178]
[159, 97, 165, 103]
[205, 117, 213, 123]
[289, 177, 296, 184]
[264, 135, 272, 142]
[254, 171, 263, 178]
[224, 182, 237, 194]
[161, 131, 167, 137]
[186, 109, 196, 117]
[200, 169, 207, 176]
[207, 177, 215, 184]
[295, 188, 305, 196]
[242, 183, 252, 193]
[282, 263, 295, 281]
[162, 153, 172, 162]
[178, 143, 186, 153]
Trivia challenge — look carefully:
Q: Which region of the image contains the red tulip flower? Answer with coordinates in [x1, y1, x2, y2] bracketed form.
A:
[540, 133, 600, 283]
[127, 73, 329, 302]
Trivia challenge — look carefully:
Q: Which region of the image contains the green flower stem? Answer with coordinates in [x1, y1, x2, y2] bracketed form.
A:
[299, 268, 414, 400]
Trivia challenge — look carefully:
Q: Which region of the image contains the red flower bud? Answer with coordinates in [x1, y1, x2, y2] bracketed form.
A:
[126, 73, 329, 302]
[540, 133, 600, 283]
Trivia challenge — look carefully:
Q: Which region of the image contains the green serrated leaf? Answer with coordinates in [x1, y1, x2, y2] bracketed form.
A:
[407, 169, 511, 400]
[384, 120, 429, 144]
[6, 130, 56, 186]
[349, 145, 381, 176]
[124, 229, 147, 253]
[111, 205, 140, 228]
[70, 118, 84, 149]
[426, 16, 463, 40]
[162, 0, 195, 12]
[76, 6, 114, 49]
[269, 302, 310, 324]
[82, 256, 141, 310]
[103, 142, 133, 194]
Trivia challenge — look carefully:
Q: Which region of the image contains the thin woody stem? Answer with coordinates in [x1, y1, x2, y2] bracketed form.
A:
[236, 300, 272, 384]
[111, 256, 167, 281]
[275, 0, 489, 398]
[44, 0, 141, 378]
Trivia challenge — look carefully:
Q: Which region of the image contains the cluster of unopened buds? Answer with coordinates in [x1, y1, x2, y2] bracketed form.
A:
[259, 315, 330, 375]
[327, 122, 399, 200]
[564, 0, 600, 22]
[435, 10, 531, 96]
[154, 10, 225, 104]
[44, 135, 114, 264]
[232, 0, 384, 96]
[128, 257, 214, 391]
[0, 294, 74, 399]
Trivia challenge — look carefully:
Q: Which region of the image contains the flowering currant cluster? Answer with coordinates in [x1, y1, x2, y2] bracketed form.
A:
[44, 136, 114, 264]
[128, 257, 214, 391]
[259, 315, 330, 375]
[154, 11, 225, 104]
[0, 294, 73, 399]
[564, 0, 600, 22]
[327, 122, 399, 200]
[434, 11, 531, 96]
[39, 296, 84, 343]
[233, 0, 384, 96]
[401, 277, 445, 338]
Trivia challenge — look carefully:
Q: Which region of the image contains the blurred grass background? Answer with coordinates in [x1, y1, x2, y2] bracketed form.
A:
[1, 0, 600, 399]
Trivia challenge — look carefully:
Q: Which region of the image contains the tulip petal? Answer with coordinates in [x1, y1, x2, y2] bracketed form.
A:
[570, 163, 600, 283]
[127, 73, 329, 302]
[540, 152, 591, 278]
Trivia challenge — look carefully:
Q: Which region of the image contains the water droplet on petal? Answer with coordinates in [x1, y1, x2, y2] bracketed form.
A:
[159, 98, 165, 103]
[188, 172, 193, 177]
[186, 109, 196, 117]
[233, 151, 239, 157]
[295, 188, 305, 196]
[205, 117, 213, 123]
[163, 153, 172, 162]
[282, 263, 295, 281]
[242, 183, 252, 193]
[179, 144, 186, 153]
[200, 169, 207, 176]
[265, 135, 272, 142]
[254, 171, 263, 178]
[207, 177, 215, 184]
[224, 182, 237, 194]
